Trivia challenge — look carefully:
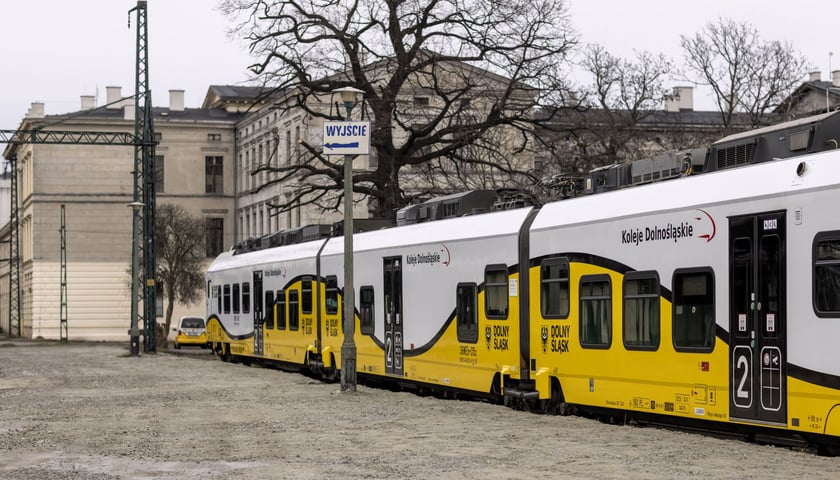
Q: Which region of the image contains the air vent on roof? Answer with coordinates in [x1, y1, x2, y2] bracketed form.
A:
[716, 142, 755, 170]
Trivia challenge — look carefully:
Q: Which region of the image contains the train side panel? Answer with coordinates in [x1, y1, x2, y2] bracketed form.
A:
[320, 208, 533, 394]
[528, 150, 840, 440]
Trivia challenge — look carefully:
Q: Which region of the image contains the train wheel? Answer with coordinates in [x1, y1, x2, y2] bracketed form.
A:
[818, 444, 840, 457]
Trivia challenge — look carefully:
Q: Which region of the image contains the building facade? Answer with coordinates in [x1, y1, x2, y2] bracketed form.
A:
[0, 87, 240, 340]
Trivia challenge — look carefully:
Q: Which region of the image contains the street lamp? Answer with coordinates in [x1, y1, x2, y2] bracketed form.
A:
[127, 200, 144, 355]
[333, 86, 364, 392]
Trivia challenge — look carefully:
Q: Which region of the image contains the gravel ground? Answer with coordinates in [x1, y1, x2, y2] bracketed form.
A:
[0, 340, 838, 479]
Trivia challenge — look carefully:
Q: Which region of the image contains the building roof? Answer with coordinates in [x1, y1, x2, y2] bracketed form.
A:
[27, 105, 245, 125]
[775, 79, 840, 114]
[535, 107, 769, 131]
[202, 85, 285, 110]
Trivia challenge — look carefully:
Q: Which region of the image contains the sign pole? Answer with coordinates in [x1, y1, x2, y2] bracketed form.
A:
[329, 87, 367, 392]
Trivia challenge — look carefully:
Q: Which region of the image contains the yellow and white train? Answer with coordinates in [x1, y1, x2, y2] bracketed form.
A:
[206, 112, 840, 453]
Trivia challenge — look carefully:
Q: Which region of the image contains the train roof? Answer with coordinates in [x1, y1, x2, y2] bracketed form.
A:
[531, 147, 840, 232]
[207, 236, 327, 273]
[323, 205, 535, 256]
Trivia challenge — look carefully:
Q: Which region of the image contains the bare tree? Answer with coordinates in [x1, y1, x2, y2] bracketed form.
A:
[155, 204, 206, 347]
[680, 17, 808, 130]
[536, 45, 673, 178]
[222, 0, 576, 218]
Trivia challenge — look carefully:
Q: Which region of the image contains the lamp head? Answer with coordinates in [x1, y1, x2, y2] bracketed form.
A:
[333, 86, 365, 105]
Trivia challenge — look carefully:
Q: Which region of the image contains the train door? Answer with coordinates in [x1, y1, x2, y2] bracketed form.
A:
[729, 211, 786, 425]
[253, 271, 264, 357]
[383, 257, 404, 376]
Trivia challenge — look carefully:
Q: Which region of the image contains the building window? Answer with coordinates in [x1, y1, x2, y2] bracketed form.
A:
[154, 155, 164, 192]
[485, 265, 508, 319]
[580, 275, 611, 348]
[360, 286, 374, 335]
[814, 231, 840, 316]
[155, 283, 163, 317]
[208, 133, 221, 141]
[294, 126, 301, 164]
[205, 156, 223, 193]
[154, 132, 162, 142]
[285, 130, 291, 165]
[672, 268, 715, 351]
[623, 272, 660, 350]
[456, 283, 478, 343]
[540, 257, 570, 318]
[413, 96, 430, 106]
[205, 218, 224, 257]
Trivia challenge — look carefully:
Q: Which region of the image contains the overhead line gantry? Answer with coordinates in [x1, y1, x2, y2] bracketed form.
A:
[0, 1, 156, 354]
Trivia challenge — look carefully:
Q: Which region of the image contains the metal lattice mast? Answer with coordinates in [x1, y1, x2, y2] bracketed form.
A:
[129, 0, 156, 353]
[59, 204, 67, 342]
[8, 153, 19, 337]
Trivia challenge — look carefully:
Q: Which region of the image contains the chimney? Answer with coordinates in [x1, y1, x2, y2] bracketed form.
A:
[809, 71, 822, 82]
[169, 89, 185, 112]
[833, 70, 840, 87]
[26, 102, 45, 119]
[664, 86, 693, 112]
[80, 95, 96, 110]
[106, 86, 122, 109]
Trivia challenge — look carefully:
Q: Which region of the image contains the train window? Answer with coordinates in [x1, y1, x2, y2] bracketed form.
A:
[242, 282, 250, 314]
[223, 284, 231, 314]
[623, 272, 660, 350]
[301, 277, 313, 314]
[360, 286, 375, 335]
[814, 231, 840, 317]
[325, 276, 339, 315]
[232, 283, 241, 314]
[264, 290, 275, 329]
[672, 268, 715, 352]
[541, 257, 570, 319]
[485, 265, 509, 319]
[288, 290, 300, 331]
[215, 286, 222, 314]
[579, 275, 611, 348]
[760, 235, 782, 336]
[456, 283, 478, 343]
[276, 290, 286, 330]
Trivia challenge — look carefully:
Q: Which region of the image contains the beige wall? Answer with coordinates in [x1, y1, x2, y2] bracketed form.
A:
[0, 107, 238, 342]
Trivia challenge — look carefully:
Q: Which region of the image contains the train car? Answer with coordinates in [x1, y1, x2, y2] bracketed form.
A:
[521, 147, 840, 450]
[205, 111, 840, 452]
[206, 238, 328, 370]
[319, 206, 534, 395]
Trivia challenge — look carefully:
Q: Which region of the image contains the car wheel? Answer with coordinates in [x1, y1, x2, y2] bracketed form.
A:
[174, 342, 181, 349]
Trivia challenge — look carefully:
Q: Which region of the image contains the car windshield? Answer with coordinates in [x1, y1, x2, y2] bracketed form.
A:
[181, 318, 204, 329]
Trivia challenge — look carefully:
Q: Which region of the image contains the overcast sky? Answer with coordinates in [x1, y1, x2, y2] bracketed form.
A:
[0, 0, 837, 132]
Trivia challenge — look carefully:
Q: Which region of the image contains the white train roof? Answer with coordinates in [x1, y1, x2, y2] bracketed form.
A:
[207, 238, 326, 273]
[322, 206, 534, 257]
[531, 148, 840, 232]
